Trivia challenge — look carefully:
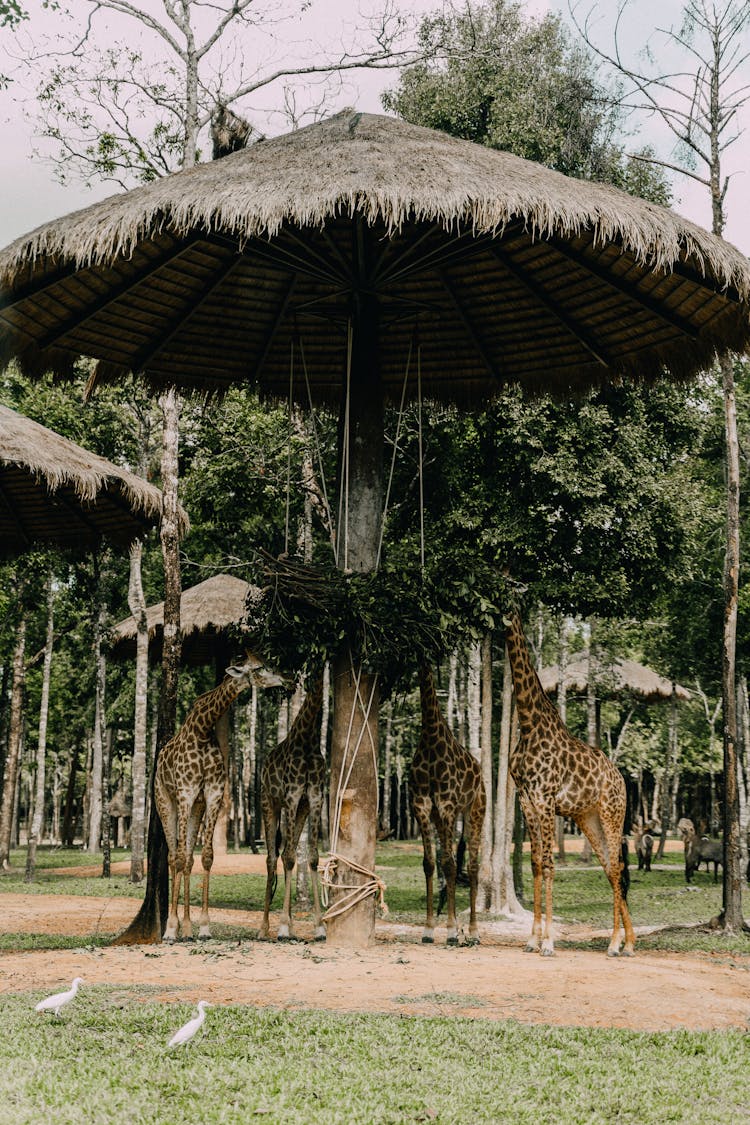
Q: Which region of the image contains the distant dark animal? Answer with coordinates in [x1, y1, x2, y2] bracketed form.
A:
[632, 821, 654, 872]
[686, 834, 723, 883]
[210, 104, 253, 160]
[620, 838, 630, 901]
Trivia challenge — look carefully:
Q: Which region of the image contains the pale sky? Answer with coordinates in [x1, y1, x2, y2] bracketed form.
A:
[0, 0, 748, 253]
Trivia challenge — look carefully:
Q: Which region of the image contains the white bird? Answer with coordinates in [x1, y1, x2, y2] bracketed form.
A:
[167, 1000, 212, 1047]
[35, 977, 84, 1017]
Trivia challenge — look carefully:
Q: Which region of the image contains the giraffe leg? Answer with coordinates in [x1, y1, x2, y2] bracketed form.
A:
[576, 807, 635, 956]
[465, 789, 486, 945]
[437, 811, 459, 944]
[518, 792, 543, 953]
[154, 788, 180, 943]
[412, 795, 436, 942]
[181, 797, 204, 941]
[307, 790, 326, 941]
[278, 796, 308, 941]
[259, 798, 279, 941]
[539, 806, 556, 956]
[197, 785, 224, 939]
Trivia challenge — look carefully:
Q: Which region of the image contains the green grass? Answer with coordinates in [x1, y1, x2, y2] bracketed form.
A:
[3, 841, 750, 957]
[0, 989, 748, 1125]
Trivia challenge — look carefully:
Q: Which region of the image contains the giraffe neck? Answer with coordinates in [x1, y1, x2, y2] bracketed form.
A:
[290, 674, 324, 739]
[504, 611, 561, 735]
[418, 665, 443, 729]
[187, 676, 245, 739]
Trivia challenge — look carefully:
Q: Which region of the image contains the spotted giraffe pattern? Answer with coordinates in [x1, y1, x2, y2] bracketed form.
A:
[505, 610, 635, 957]
[259, 672, 326, 941]
[409, 665, 486, 945]
[155, 655, 285, 942]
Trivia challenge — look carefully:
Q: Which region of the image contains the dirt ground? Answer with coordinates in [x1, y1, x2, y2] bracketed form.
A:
[2, 852, 749, 1031]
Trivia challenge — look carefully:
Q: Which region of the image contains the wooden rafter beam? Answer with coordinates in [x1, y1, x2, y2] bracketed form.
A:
[438, 269, 503, 383]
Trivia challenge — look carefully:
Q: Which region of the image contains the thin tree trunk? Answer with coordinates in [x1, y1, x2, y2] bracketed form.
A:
[580, 621, 597, 863]
[721, 351, 744, 929]
[381, 701, 393, 835]
[25, 573, 55, 881]
[556, 617, 569, 863]
[245, 684, 258, 850]
[657, 688, 679, 860]
[0, 614, 26, 869]
[115, 387, 181, 944]
[489, 646, 523, 915]
[740, 676, 750, 882]
[128, 540, 149, 883]
[478, 633, 494, 909]
[87, 582, 108, 854]
[101, 727, 113, 877]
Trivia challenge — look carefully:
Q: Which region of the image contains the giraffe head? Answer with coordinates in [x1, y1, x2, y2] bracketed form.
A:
[226, 653, 287, 691]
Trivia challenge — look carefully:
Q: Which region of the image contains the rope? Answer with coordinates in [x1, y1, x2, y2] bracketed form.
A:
[298, 334, 336, 555]
[320, 658, 386, 921]
[336, 320, 353, 570]
[376, 335, 413, 570]
[284, 339, 294, 554]
[417, 342, 425, 571]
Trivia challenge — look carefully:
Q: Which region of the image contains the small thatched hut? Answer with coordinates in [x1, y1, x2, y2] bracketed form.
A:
[110, 573, 255, 665]
[0, 403, 179, 554]
[539, 655, 690, 703]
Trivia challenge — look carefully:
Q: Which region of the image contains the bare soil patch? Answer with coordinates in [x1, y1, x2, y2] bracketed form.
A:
[1, 888, 748, 1032]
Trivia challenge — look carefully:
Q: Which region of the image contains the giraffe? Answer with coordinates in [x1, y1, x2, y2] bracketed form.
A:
[504, 608, 635, 957]
[155, 654, 285, 942]
[259, 671, 326, 941]
[409, 665, 486, 945]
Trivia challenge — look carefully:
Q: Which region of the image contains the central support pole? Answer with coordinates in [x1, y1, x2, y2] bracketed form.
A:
[327, 218, 383, 947]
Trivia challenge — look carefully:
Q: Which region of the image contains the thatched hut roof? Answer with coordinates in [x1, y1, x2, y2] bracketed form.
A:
[110, 573, 256, 666]
[1, 110, 749, 403]
[539, 654, 690, 703]
[0, 403, 185, 555]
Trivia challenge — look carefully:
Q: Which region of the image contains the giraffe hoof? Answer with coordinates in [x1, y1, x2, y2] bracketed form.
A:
[421, 935, 434, 945]
[465, 936, 480, 947]
[540, 947, 555, 957]
[523, 943, 538, 954]
[314, 929, 327, 943]
[606, 949, 621, 958]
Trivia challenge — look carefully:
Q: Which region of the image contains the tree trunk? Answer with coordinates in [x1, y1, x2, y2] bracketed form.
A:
[478, 633, 494, 909]
[128, 540, 149, 883]
[87, 585, 108, 854]
[580, 621, 597, 864]
[720, 352, 744, 930]
[556, 617, 570, 863]
[0, 614, 26, 869]
[101, 727, 113, 877]
[489, 645, 523, 915]
[115, 387, 181, 944]
[245, 685, 258, 850]
[320, 662, 330, 844]
[656, 688, 678, 860]
[25, 573, 55, 881]
[61, 743, 80, 847]
[326, 242, 383, 947]
[739, 676, 750, 882]
[381, 701, 393, 835]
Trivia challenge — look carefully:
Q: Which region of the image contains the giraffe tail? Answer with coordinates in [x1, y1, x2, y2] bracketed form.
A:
[620, 838, 630, 901]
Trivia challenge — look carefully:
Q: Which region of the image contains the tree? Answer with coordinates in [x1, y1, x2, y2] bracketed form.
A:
[22, 0, 419, 186]
[570, 0, 749, 932]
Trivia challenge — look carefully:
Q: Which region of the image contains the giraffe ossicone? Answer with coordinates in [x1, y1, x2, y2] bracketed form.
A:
[155, 654, 285, 943]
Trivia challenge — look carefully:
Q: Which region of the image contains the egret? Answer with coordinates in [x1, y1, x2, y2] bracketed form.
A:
[167, 1000, 212, 1047]
[35, 977, 84, 1016]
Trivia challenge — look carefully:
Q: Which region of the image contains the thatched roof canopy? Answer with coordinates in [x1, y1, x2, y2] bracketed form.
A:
[0, 403, 184, 555]
[110, 573, 255, 666]
[539, 654, 690, 703]
[1, 110, 749, 404]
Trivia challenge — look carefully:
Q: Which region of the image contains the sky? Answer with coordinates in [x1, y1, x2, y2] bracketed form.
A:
[0, 0, 748, 253]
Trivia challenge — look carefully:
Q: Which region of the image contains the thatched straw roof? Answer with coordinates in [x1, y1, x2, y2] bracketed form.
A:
[539, 655, 690, 703]
[0, 403, 185, 555]
[110, 573, 255, 666]
[1, 110, 749, 403]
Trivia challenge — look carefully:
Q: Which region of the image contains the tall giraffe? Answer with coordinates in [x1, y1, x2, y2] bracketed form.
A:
[259, 672, 326, 941]
[155, 654, 285, 942]
[409, 665, 486, 945]
[504, 608, 635, 957]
